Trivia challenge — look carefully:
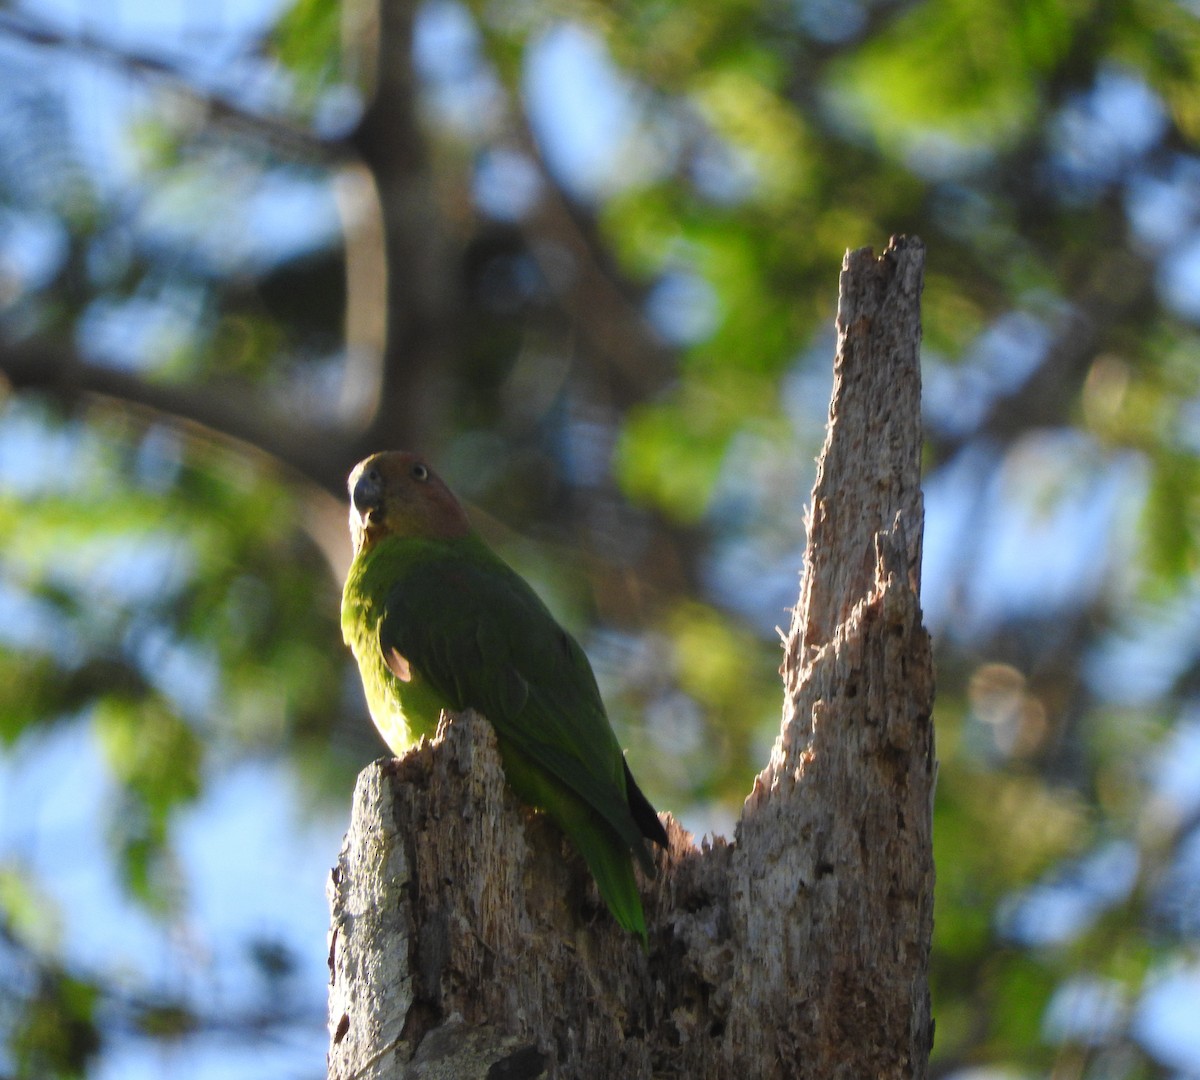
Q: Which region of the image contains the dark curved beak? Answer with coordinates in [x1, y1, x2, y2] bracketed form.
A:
[351, 468, 383, 520]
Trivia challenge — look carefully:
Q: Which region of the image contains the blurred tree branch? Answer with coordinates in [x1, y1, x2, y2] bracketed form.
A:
[0, 337, 360, 493]
[0, 11, 342, 164]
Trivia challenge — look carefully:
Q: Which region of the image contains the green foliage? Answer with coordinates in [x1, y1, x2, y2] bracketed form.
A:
[617, 396, 734, 521]
[7, 969, 101, 1080]
[271, 0, 348, 111]
[94, 695, 201, 910]
[829, 0, 1083, 150]
[0, 411, 345, 893]
[659, 600, 779, 800]
[0, 868, 63, 955]
[1143, 451, 1199, 583]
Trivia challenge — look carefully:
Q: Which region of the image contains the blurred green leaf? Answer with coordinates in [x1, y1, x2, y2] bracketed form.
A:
[8, 970, 101, 1080]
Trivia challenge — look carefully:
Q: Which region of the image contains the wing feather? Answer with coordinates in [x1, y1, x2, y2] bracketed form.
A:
[378, 543, 649, 863]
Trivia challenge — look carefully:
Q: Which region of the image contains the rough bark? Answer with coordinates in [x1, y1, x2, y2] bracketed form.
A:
[327, 235, 935, 1080]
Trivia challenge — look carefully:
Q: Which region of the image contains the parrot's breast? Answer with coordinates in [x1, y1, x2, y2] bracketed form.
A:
[350, 627, 443, 756]
[341, 549, 448, 756]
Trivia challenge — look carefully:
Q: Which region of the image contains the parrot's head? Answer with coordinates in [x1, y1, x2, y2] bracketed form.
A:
[347, 451, 472, 555]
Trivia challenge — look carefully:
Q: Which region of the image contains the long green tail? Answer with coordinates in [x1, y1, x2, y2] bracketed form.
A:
[555, 794, 648, 946]
[499, 740, 650, 946]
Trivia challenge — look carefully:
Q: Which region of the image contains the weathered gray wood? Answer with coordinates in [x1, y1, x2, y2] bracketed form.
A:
[732, 235, 934, 1075]
[327, 236, 935, 1080]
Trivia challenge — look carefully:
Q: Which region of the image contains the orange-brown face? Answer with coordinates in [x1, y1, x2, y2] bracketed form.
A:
[347, 451, 471, 555]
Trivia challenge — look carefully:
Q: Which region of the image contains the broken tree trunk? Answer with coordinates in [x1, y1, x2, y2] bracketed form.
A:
[327, 235, 936, 1080]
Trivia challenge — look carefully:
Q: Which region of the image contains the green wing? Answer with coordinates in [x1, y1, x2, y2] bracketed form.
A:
[378, 539, 655, 872]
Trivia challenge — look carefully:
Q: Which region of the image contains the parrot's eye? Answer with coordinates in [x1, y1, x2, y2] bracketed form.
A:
[411, 463, 429, 482]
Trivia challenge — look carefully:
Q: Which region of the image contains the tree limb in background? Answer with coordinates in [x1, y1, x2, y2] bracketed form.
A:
[0, 338, 360, 494]
[0, 10, 341, 164]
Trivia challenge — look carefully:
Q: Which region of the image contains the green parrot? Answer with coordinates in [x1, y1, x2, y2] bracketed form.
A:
[341, 450, 668, 944]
